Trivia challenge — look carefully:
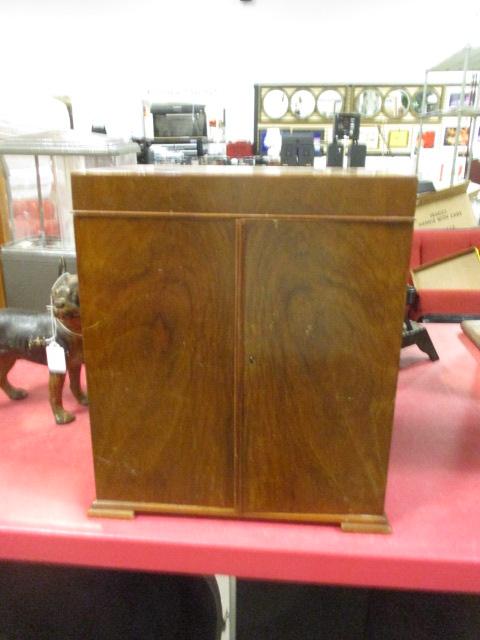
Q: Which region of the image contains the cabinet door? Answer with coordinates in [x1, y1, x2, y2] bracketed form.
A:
[241, 218, 411, 518]
[75, 216, 236, 512]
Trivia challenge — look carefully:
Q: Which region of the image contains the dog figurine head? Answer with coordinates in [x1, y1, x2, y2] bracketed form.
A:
[50, 271, 82, 336]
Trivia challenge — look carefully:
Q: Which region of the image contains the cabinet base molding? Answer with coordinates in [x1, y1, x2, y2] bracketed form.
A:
[340, 518, 391, 534]
[88, 500, 237, 520]
[87, 504, 135, 520]
[88, 499, 391, 533]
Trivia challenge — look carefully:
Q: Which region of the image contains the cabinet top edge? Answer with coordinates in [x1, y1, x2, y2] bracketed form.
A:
[72, 166, 417, 217]
[72, 164, 417, 182]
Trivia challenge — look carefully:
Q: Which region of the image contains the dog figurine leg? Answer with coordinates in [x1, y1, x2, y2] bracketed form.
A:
[49, 371, 75, 424]
[68, 361, 88, 407]
[0, 353, 28, 400]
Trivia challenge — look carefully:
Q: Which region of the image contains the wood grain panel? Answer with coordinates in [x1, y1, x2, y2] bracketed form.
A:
[242, 218, 412, 516]
[74, 216, 236, 508]
[0, 169, 10, 308]
[0, 169, 11, 246]
[72, 167, 416, 217]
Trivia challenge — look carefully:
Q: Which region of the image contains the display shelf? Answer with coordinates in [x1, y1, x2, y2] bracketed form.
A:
[254, 78, 480, 174]
[254, 82, 447, 159]
[415, 46, 480, 187]
[1, 323, 480, 593]
[426, 108, 480, 118]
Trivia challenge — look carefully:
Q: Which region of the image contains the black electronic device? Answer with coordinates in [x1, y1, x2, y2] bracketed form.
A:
[280, 132, 314, 166]
[91, 125, 107, 135]
[333, 113, 360, 142]
[131, 137, 206, 164]
[150, 103, 207, 139]
[327, 112, 366, 168]
[326, 142, 344, 167]
[348, 143, 367, 168]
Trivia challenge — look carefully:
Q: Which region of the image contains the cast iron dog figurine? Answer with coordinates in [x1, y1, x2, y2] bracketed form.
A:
[0, 263, 87, 424]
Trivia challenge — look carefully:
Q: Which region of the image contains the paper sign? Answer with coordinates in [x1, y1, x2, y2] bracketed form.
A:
[46, 341, 67, 374]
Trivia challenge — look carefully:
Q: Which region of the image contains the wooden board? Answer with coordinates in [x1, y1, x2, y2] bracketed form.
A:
[72, 166, 416, 217]
[242, 218, 410, 518]
[412, 247, 480, 290]
[75, 216, 236, 511]
[0, 168, 11, 308]
[461, 319, 480, 348]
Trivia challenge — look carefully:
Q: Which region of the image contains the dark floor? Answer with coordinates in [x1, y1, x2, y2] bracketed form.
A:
[0, 562, 479, 639]
[237, 579, 480, 640]
[0, 563, 221, 640]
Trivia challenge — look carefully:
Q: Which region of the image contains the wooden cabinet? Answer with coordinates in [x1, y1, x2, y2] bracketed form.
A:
[72, 167, 416, 531]
[0, 169, 11, 307]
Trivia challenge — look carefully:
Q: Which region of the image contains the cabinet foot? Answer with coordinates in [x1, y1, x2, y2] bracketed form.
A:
[88, 501, 135, 519]
[341, 515, 391, 534]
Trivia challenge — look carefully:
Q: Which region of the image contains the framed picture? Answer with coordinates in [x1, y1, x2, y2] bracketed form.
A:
[388, 129, 410, 149]
[443, 126, 470, 146]
[448, 91, 476, 109]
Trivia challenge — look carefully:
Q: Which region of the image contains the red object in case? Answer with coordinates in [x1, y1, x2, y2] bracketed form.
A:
[226, 141, 254, 158]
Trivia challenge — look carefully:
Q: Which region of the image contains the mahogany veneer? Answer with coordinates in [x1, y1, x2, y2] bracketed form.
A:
[0, 170, 10, 307]
[72, 166, 416, 532]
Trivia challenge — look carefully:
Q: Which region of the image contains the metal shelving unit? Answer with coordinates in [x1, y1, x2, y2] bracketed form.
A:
[415, 45, 480, 186]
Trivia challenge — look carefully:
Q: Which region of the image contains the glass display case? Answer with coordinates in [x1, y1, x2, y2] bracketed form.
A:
[0, 130, 139, 309]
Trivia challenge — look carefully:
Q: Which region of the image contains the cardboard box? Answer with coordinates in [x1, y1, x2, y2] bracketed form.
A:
[415, 182, 477, 229]
[411, 247, 480, 290]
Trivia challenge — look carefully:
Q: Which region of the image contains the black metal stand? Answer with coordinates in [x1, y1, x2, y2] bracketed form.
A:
[402, 319, 439, 361]
[402, 284, 439, 361]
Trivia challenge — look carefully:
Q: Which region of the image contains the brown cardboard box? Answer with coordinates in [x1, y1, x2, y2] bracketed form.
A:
[411, 247, 480, 290]
[415, 182, 476, 229]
